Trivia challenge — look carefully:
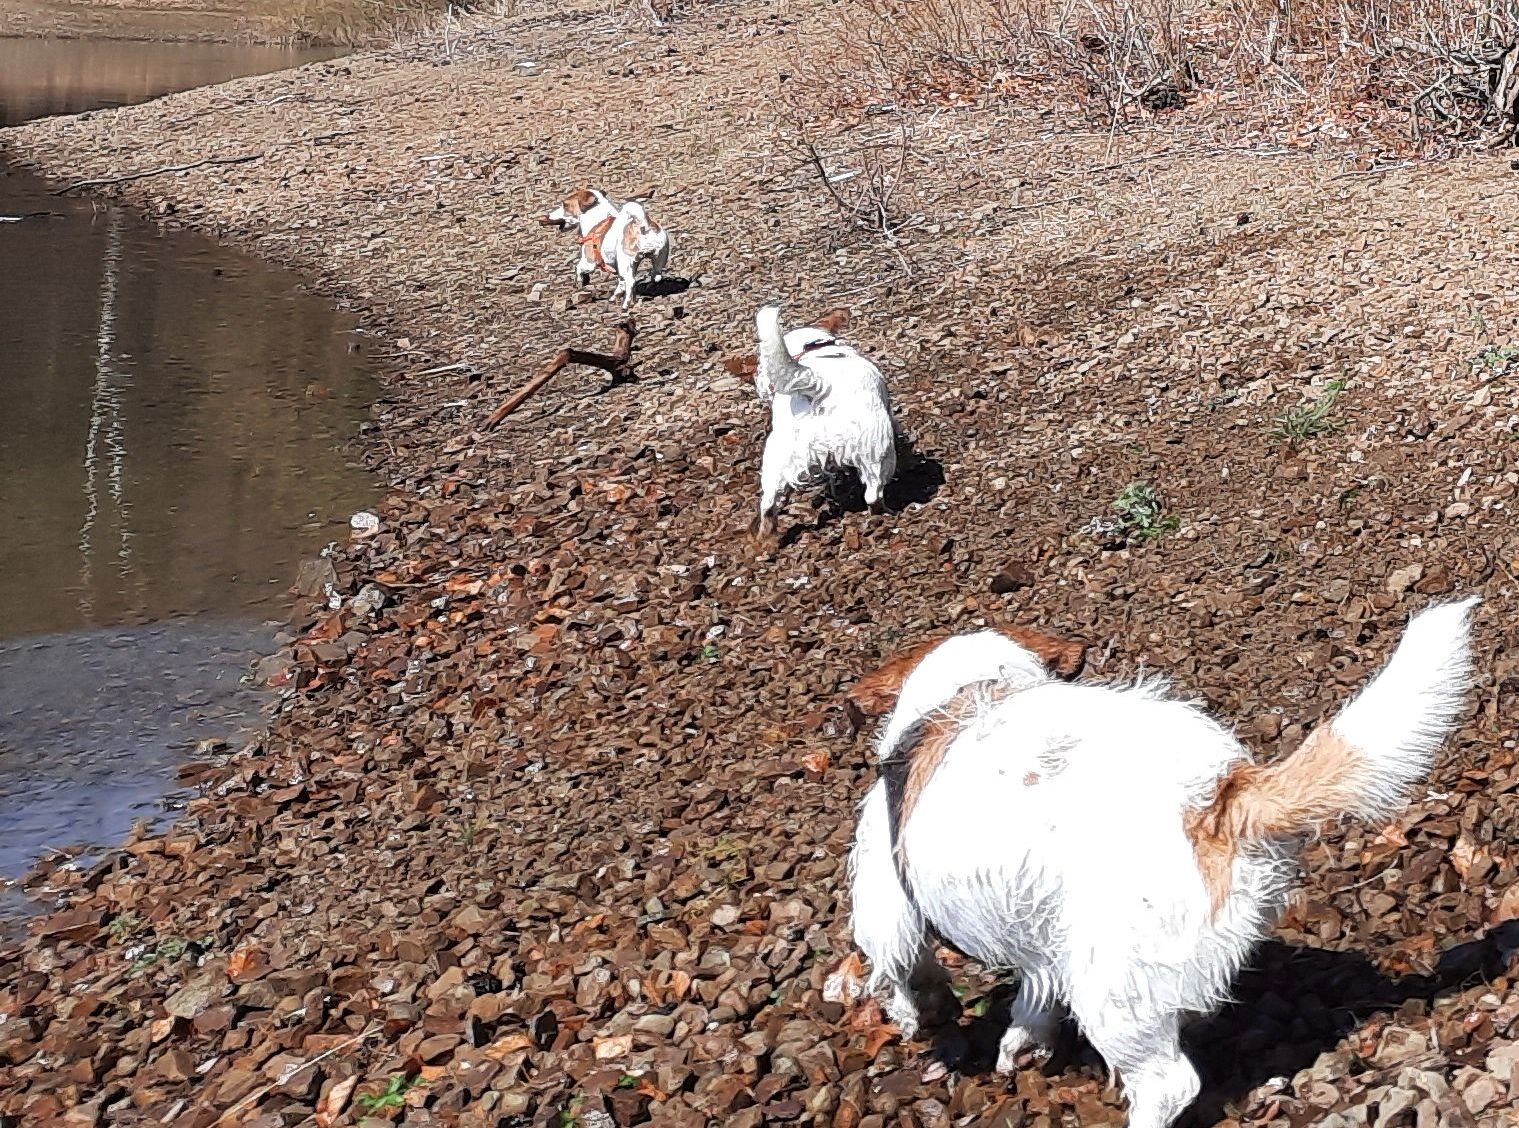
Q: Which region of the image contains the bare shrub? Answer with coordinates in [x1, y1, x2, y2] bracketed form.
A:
[800, 0, 1519, 146]
[272, 0, 462, 44]
[789, 113, 920, 237]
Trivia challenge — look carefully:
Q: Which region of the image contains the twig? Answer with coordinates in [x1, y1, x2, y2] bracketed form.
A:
[214, 1024, 380, 1124]
[1331, 161, 1416, 179]
[484, 320, 637, 430]
[54, 154, 261, 195]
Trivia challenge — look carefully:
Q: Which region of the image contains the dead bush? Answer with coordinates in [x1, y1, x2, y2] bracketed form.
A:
[788, 113, 921, 238]
[797, 0, 1519, 146]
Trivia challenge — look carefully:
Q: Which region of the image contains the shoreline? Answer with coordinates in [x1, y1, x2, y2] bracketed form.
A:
[0, 0, 421, 46]
[4, 6, 1519, 1125]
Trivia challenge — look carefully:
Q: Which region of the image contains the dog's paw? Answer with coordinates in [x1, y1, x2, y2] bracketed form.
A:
[994, 1024, 1056, 1073]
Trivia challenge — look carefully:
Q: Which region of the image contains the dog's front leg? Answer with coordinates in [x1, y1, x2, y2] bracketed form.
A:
[618, 260, 637, 311]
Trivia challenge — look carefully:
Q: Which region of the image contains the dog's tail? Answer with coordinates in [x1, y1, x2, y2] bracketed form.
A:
[1189, 597, 1478, 908]
[757, 304, 827, 401]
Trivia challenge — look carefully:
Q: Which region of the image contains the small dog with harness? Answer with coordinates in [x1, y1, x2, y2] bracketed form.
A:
[540, 187, 671, 309]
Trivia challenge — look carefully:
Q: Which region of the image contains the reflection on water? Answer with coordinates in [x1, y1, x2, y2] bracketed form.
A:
[0, 37, 342, 128]
[0, 622, 273, 928]
[0, 36, 372, 909]
[0, 162, 378, 637]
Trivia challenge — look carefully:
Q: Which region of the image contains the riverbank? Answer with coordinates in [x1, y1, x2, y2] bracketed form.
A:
[0, 0, 443, 44]
[4, 4, 1519, 1125]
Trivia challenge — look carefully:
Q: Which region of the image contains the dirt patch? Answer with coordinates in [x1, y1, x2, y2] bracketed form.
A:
[3, 4, 1519, 1126]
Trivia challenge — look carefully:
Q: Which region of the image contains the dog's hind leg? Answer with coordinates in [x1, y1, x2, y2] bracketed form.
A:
[756, 430, 792, 538]
[850, 783, 959, 1038]
[859, 455, 893, 515]
[1070, 986, 1199, 1128]
[995, 970, 1063, 1071]
[617, 255, 638, 311]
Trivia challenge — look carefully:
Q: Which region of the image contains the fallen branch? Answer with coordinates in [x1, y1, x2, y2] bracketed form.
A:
[484, 320, 637, 430]
[54, 153, 261, 195]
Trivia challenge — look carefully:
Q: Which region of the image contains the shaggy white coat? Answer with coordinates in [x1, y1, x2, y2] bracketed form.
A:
[850, 599, 1478, 1128]
[754, 304, 897, 534]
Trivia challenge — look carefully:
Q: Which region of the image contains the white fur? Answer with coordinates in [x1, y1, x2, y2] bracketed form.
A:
[850, 597, 1478, 1128]
[754, 304, 897, 533]
[607, 200, 672, 310]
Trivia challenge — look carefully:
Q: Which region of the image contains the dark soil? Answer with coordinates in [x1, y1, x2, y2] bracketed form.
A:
[3, 3, 1519, 1126]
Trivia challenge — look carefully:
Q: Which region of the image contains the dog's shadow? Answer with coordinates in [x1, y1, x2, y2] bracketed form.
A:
[887, 438, 946, 509]
[636, 275, 693, 299]
[929, 926, 1519, 1123]
[802, 436, 946, 534]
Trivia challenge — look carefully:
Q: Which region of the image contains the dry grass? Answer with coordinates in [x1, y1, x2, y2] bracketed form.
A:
[265, 0, 470, 44]
[790, 0, 1519, 147]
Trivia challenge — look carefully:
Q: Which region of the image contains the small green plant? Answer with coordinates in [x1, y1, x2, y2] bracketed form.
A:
[454, 820, 485, 846]
[1113, 481, 1179, 542]
[357, 1073, 427, 1114]
[128, 933, 215, 976]
[698, 643, 720, 663]
[556, 1094, 586, 1128]
[699, 835, 746, 863]
[617, 1074, 640, 1090]
[1271, 379, 1347, 442]
[107, 912, 144, 943]
[1476, 344, 1519, 374]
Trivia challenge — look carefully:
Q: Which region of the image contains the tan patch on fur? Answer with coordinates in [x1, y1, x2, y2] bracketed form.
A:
[621, 217, 644, 257]
[724, 355, 759, 379]
[581, 215, 615, 272]
[814, 307, 852, 335]
[848, 637, 944, 718]
[894, 682, 1020, 864]
[846, 624, 1087, 718]
[563, 187, 598, 218]
[1185, 726, 1362, 915]
[1023, 771, 1040, 786]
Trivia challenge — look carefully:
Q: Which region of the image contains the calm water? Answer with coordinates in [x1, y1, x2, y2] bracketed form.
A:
[0, 37, 374, 923]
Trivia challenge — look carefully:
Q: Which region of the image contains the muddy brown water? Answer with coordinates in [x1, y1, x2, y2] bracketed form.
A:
[0, 37, 374, 928]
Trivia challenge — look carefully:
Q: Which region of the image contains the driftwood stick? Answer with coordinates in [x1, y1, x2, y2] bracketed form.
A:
[53, 153, 262, 195]
[484, 320, 636, 430]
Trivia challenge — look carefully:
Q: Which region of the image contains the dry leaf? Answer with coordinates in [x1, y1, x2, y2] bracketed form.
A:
[315, 1074, 359, 1128]
[823, 952, 866, 1006]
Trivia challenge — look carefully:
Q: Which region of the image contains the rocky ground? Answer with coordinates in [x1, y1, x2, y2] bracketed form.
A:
[3, 2, 1519, 1125]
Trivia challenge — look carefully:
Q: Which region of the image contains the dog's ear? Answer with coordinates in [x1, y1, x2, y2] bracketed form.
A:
[813, 307, 852, 336]
[564, 188, 596, 217]
[993, 624, 1087, 680]
[724, 354, 759, 379]
[846, 637, 944, 718]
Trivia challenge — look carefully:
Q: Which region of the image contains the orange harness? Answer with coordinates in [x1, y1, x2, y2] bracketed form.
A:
[580, 215, 616, 274]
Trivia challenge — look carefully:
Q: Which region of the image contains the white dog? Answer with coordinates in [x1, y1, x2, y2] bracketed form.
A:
[606, 200, 671, 310]
[754, 304, 897, 537]
[849, 598, 1478, 1128]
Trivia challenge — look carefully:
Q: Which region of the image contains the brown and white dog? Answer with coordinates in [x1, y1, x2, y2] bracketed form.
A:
[540, 187, 621, 288]
[540, 188, 671, 309]
[847, 598, 1477, 1128]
